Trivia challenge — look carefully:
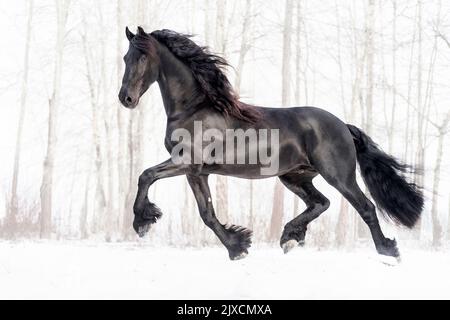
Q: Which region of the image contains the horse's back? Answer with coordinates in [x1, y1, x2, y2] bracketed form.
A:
[259, 106, 354, 147]
[259, 106, 357, 178]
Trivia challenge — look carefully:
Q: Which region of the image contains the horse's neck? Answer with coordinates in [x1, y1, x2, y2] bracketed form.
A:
[156, 46, 203, 120]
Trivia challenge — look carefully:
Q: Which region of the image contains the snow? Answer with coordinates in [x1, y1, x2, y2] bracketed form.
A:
[0, 241, 449, 300]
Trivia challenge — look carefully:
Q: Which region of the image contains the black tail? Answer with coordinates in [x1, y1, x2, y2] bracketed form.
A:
[347, 124, 424, 228]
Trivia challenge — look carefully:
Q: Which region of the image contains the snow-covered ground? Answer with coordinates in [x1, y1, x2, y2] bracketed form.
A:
[0, 241, 449, 300]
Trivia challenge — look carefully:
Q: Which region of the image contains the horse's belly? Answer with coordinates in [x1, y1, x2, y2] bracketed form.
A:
[202, 160, 309, 179]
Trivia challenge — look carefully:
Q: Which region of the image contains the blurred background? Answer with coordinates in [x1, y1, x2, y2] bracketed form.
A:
[0, 0, 449, 250]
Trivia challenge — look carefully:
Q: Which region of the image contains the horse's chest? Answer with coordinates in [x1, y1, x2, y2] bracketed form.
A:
[164, 137, 175, 153]
[164, 123, 190, 153]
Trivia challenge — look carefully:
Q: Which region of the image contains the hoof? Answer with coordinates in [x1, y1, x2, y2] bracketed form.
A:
[280, 226, 306, 250]
[225, 224, 252, 261]
[376, 238, 400, 259]
[230, 251, 248, 261]
[137, 224, 151, 238]
[281, 240, 299, 254]
[377, 254, 401, 266]
[133, 201, 162, 237]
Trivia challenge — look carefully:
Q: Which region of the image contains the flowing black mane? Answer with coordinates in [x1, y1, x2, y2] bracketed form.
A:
[132, 29, 261, 123]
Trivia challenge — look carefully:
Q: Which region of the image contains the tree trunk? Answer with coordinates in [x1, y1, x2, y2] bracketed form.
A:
[430, 73, 449, 245]
[389, 1, 397, 154]
[116, 0, 128, 236]
[292, 0, 302, 219]
[404, 2, 418, 162]
[350, 1, 366, 129]
[215, 177, 229, 224]
[189, 0, 197, 34]
[333, 0, 355, 246]
[204, 0, 211, 46]
[270, 0, 294, 241]
[334, 0, 347, 115]
[214, 0, 229, 224]
[431, 127, 446, 247]
[364, 0, 375, 136]
[355, 0, 375, 240]
[249, 180, 254, 230]
[98, 4, 115, 240]
[40, 0, 70, 239]
[281, 0, 293, 107]
[448, 192, 450, 240]
[215, 0, 227, 53]
[9, 0, 34, 235]
[413, 0, 424, 240]
[415, 0, 424, 182]
[80, 162, 92, 239]
[123, 116, 135, 239]
[269, 179, 285, 241]
[295, 0, 302, 106]
[233, 0, 254, 227]
[235, 0, 252, 93]
[81, 21, 107, 236]
[336, 197, 353, 247]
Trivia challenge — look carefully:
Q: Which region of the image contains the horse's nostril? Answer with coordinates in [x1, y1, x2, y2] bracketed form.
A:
[125, 96, 133, 104]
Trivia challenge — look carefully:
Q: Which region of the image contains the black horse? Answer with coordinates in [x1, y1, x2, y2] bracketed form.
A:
[119, 27, 423, 261]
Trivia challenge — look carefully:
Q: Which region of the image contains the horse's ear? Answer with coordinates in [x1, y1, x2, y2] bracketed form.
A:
[126, 26, 135, 41]
[137, 26, 146, 36]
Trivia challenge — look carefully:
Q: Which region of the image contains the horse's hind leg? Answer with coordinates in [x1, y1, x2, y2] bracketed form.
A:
[187, 174, 252, 261]
[315, 160, 399, 258]
[279, 172, 330, 254]
[327, 174, 400, 259]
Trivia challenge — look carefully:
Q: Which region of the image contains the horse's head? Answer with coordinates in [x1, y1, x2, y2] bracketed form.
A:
[119, 26, 160, 109]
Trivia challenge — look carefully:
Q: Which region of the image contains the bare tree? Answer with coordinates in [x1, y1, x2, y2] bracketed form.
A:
[81, 8, 107, 236]
[349, 2, 366, 130]
[388, 0, 397, 153]
[116, 0, 129, 236]
[404, 2, 419, 162]
[428, 20, 449, 247]
[8, 0, 34, 235]
[292, 0, 303, 219]
[270, 0, 293, 241]
[40, 0, 71, 239]
[364, 0, 375, 135]
[415, 0, 425, 180]
[98, 3, 116, 240]
[281, 0, 293, 107]
[215, 0, 228, 54]
[233, 0, 256, 227]
[334, 0, 357, 247]
[429, 114, 449, 247]
[204, 0, 211, 46]
[448, 195, 450, 240]
[80, 164, 92, 239]
[234, 0, 252, 93]
[333, 0, 347, 115]
[214, 0, 230, 223]
[187, 0, 197, 34]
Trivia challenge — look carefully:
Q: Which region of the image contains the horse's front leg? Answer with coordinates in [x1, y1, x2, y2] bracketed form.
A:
[187, 174, 253, 260]
[133, 159, 192, 237]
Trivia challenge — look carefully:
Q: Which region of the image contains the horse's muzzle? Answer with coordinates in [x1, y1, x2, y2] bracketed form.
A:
[118, 90, 139, 109]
